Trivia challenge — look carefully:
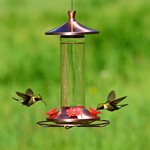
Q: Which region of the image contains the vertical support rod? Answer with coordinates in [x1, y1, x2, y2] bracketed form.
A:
[71, 0, 73, 11]
[60, 36, 85, 107]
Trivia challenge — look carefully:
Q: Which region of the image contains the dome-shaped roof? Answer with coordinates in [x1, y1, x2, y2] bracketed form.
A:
[45, 11, 99, 36]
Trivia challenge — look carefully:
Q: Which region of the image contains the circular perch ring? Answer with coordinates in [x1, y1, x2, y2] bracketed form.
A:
[37, 120, 110, 129]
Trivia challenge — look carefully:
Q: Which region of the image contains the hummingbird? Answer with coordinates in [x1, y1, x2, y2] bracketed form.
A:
[12, 88, 47, 107]
[96, 90, 128, 112]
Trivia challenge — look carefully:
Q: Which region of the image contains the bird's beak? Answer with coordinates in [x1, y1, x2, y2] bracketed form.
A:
[41, 100, 47, 106]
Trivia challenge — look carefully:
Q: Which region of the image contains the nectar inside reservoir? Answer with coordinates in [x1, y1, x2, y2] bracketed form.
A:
[60, 35, 85, 107]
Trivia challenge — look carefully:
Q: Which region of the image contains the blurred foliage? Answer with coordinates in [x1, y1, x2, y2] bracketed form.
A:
[0, 0, 150, 150]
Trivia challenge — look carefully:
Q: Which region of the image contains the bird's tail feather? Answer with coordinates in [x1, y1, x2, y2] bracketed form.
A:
[12, 97, 22, 103]
[118, 104, 128, 108]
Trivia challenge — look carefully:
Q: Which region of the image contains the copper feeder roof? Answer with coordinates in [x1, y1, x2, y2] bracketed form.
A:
[45, 11, 99, 36]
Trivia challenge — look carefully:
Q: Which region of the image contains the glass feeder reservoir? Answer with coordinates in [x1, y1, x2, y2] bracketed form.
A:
[60, 35, 85, 107]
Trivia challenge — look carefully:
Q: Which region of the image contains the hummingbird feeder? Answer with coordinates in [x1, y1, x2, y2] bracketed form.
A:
[37, 2, 110, 129]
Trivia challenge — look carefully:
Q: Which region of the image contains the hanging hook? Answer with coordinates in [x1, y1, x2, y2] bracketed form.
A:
[71, 0, 73, 11]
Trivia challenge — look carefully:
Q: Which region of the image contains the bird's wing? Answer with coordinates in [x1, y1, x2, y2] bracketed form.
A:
[25, 88, 33, 96]
[16, 92, 31, 100]
[110, 96, 127, 105]
[107, 90, 116, 102]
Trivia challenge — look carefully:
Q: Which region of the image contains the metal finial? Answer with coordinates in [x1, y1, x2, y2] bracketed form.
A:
[68, 10, 76, 22]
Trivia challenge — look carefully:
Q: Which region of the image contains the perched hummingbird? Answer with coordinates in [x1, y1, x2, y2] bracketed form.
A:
[96, 90, 128, 112]
[12, 88, 47, 107]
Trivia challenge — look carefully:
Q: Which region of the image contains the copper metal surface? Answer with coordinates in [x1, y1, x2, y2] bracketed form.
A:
[45, 11, 99, 36]
[46, 107, 99, 124]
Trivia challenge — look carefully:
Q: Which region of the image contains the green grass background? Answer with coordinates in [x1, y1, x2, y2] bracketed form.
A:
[0, 0, 150, 149]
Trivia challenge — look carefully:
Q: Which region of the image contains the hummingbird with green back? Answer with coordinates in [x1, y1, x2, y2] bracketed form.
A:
[96, 90, 128, 112]
[12, 88, 47, 107]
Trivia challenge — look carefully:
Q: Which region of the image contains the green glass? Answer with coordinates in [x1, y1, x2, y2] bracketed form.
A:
[60, 36, 85, 107]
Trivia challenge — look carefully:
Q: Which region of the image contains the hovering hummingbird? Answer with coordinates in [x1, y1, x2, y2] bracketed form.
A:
[12, 88, 47, 107]
[96, 90, 128, 112]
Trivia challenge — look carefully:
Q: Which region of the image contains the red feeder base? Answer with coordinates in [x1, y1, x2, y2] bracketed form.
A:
[37, 106, 110, 129]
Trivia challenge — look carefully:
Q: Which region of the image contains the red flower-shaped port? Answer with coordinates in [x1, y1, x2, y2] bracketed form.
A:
[46, 108, 58, 119]
[66, 107, 82, 117]
[89, 107, 101, 116]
